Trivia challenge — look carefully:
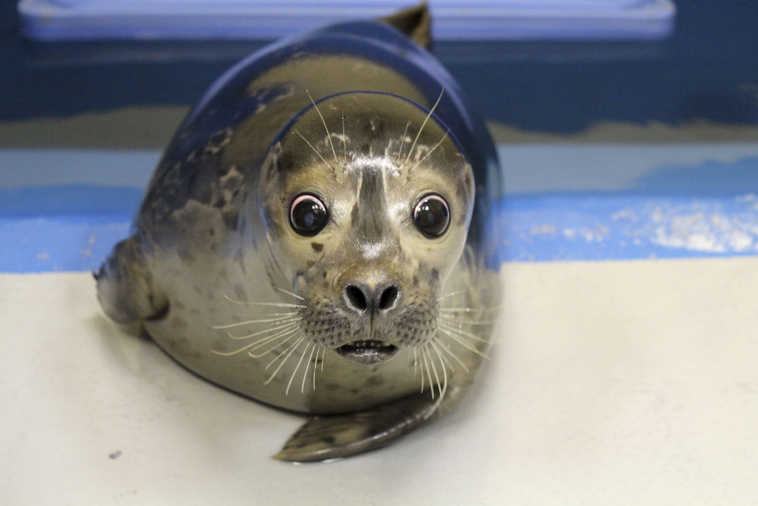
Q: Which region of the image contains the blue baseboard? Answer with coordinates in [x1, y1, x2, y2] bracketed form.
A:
[2, 145, 758, 272]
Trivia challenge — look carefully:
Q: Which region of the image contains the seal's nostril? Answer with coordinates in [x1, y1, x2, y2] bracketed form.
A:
[345, 285, 368, 312]
[378, 285, 399, 311]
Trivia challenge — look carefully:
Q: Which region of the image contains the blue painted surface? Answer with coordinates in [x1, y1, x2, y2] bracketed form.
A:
[18, 0, 675, 41]
[3, 185, 758, 272]
[0, 217, 130, 272]
[2, 145, 757, 272]
[496, 193, 758, 262]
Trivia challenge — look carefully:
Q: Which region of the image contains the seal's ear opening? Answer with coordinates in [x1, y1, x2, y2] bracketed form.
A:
[379, 3, 432, 49]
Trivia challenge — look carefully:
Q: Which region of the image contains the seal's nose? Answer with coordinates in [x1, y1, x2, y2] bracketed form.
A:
[343, 282, 400, 314]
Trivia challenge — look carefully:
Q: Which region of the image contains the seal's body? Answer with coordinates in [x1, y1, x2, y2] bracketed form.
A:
[97, 6, 503, 461]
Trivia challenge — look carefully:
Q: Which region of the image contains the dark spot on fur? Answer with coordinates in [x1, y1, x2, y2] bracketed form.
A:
[177, 245, 195, 263]
[311, 242, 323, 252]
[171, 318, 188, 330]
[216, 163, 234, 177]
[322, 435, 336, 445]
[365, 375, 383, 387]
[277, 148, 296, 173]
[431, 268, 439, 282]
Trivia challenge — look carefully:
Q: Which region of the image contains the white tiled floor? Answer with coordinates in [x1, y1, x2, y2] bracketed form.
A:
[3, 258, 758, 505]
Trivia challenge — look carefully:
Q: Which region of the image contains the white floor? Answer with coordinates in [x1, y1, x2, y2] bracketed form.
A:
[3, 258, 758, 505]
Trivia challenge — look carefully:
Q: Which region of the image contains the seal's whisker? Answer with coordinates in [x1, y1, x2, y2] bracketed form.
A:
[212, 315, 301, 330]
[438, 323, 490, 343]
[264, 238, 288, 282]
[342, 112, 348, 166]
[312, 345, 322, 391]
[439, 305, 501, 313]
[246, 328, 301, 357]
[437, 290, 466, 301]
[274, 287, 304, 301]
[438, 317, 496, 326]
[407, 129, 449, 173]
[429, 338, 454, 373]
[264, 336, 306, 385]
[305, 89, 340, 168]
[434, 338, 470, 373]
[223, 294, 305, 308]
[232, 329, 300, 356]
[437, 328, 489, 359]
[301, 343, 317, 394]
[232, 325, 299, 348]
[403, 88, 445, 167]
[211, 324, 299, 356]
[265, 335, 303, 371]
[247, 336, 295, 359]
[430, 340, 449, 401]
[225, 320, 301, 340]
[394, 120, 412, 165]
[421, 346, 436, 400]
[286, 341, 312, 396]
[419, 348, 426, 393]
[427, 343, 443, 399]
[294, 129, 336, 172]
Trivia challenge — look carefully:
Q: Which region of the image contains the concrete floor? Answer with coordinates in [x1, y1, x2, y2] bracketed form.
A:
[3, 258, 758, 505]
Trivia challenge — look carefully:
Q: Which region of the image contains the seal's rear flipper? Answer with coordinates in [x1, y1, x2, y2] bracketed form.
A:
[380, 3, 431, 49]
[275, 392, 439, 462]
[95, 236, 168, 333]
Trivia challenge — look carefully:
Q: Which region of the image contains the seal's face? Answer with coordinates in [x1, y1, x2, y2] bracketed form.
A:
[258, 93, 474, 365]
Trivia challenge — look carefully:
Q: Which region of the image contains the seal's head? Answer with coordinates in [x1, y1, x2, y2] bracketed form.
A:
[253, 92, 474, 365]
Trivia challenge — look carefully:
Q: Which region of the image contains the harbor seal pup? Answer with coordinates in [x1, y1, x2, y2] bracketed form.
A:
[96, 4, 503, 461]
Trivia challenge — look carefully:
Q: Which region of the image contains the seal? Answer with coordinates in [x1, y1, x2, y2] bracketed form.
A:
[95, 4, 503, 462]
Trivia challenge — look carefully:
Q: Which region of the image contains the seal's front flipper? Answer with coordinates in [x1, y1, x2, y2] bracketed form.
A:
[380, 3, 431, 49]
[275, 392, 439, 462]
[95, 236, 168, 333]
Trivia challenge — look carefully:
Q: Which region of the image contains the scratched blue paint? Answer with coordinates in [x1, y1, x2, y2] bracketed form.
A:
[2, 146, 758, 272]
[0, 218, 130, 272]
[3, 185, 758, 272]
[491, 193, 758, 264]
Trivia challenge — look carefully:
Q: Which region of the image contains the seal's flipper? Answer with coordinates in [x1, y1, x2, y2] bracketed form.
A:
[380, 3, 431, 49]
[95, 237, 168, 332]
[275, 392, 441, 462]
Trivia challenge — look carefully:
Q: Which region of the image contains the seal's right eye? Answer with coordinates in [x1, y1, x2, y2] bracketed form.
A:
[289, 193, 329, 236]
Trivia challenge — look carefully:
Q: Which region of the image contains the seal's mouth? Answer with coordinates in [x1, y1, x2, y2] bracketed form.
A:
[336, 340, 398, 364]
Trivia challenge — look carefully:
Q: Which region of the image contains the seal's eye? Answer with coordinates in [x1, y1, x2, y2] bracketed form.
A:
[413, 194, 450, 238]
[289, 193, 328, 236]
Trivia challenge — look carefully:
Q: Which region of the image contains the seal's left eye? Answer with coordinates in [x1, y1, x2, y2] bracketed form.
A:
[289, 193, 328, 236]
[413, 193, 450, 238]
